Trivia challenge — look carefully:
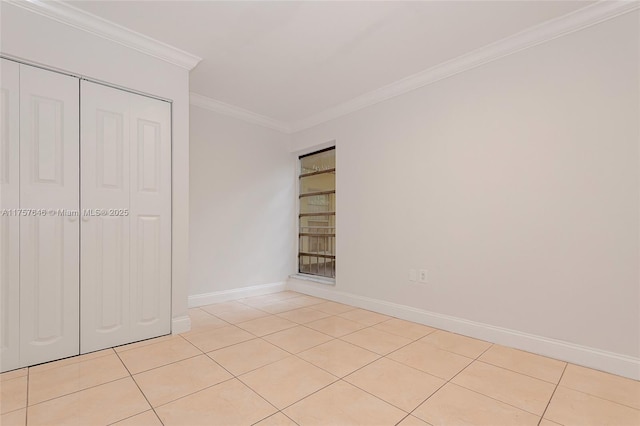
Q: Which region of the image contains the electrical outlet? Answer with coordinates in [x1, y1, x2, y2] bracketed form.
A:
[419, 269, 428, 283]
[409, 269, 417, 281]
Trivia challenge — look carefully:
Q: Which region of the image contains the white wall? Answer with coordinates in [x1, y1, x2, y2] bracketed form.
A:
[0, 4, 192, 329]
[189, 106, 295, 299]
[291, 12, 639, 364]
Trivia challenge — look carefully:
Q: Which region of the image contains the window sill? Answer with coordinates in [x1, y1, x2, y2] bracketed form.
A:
[290, 273, 335, 286]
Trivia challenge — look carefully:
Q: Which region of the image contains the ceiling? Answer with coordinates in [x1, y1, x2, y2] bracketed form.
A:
[68, 1, 592, 125]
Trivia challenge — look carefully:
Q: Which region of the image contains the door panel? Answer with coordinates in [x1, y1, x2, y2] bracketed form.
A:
[81, 82, 170, 352]
[19, 64, 79, 366]
[80, 81, 131, 353]
[0, 59, 20, 372]
[130, 93, 171, 341]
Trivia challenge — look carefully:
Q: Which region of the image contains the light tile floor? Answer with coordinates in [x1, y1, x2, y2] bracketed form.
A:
[1, 291, 639, 425]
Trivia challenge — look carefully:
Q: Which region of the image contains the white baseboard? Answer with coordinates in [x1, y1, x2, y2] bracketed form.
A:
[188, 281, 287, 308]
[287, 278, 640, 380]
[171, 315, 192, 335]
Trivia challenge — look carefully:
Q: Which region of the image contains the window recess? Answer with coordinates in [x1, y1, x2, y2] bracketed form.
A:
[298, 147, 335, 278]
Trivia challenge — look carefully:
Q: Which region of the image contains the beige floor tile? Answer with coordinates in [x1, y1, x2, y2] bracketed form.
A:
[254, 412, 298, 426]
[240, 356, 336, 409]
[134, 354, 232, 407]
[451, 361, 555, 415]
[236, 315, 297, 337]
[560, 364, 640, 409]
[114, 334, 180, 353]
[397, 415, 430, 426]
[182, 309, 228, 337]
[413, 383, 540, 426]
[539, 419, 562, 426]
[373, 318, 437, 340]
[277, 307, 331, 324]
[29, 348, 115, 374]
[207, 339, 289, 376]
[155, 378, 276, 426]
[545, 386, 640, 426]
[182, 324, 254, 353]
[199, 300, 250, 315]
[345, 358, 444, 412]
[214, 306, 271, 324]
[398, 416, 430, 426]
[338, 308, 390, 326]
[0, 376, 27, 414]
[113, 410, 163, 426]
[283, 380, 406, 425]
[26, 377, 150, 426]
[264, 291, 305, 302]
[0, 369, 27, 382]
[259, 300, 309, 314]
[420, 331, 491, 359]
[263, 326, 333, 353]
[310, 301, 356, 315]
[341, 327, 412, 355]
[0, 408, 26, 426]
[289, 295, 325, 307]
[118, 336, 201, 374]
[388, 341, 473, 380]
[298, 339, 380, 377]
[188, 307, 214, 320]
[479, 345, 566, 384]
[305, 316, 367, 337]
[239, 294, 287, 308]
[28, 353, 129, 405]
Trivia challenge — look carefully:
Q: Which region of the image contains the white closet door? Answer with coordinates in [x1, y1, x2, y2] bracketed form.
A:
[129, 92, 171, 342]
[81, 83, 171, 352]
[80, 81, 131, 352]
[19, 65, 79, 366]
[0, 59, 20, 372]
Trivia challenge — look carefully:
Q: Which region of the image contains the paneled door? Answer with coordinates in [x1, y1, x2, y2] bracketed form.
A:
[80, 81, 131, 351]
[128, 90, 171, 343]
[19, 64, 80, 366]
[0, 59, 21, 372]
[81, 81, 171, 353]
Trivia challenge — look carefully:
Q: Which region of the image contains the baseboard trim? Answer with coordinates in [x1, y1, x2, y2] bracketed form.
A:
[188, 281, 287, 308]
[287, 278, 640, 380]
[171, 315, 191, 335]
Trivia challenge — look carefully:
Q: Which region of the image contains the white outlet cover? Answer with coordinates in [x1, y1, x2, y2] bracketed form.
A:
[419, 269, 428, 283]
[409, 269, 417, 281]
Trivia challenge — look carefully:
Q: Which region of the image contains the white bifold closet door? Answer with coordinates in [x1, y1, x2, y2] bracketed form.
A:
[19, 64, 80, 366]
[80, 81, 171, 353]
[0, 59, 21, 372]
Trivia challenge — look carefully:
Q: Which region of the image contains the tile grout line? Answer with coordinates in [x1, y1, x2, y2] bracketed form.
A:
[105, 409, 158, 426]
[537, 363, 568, 426]
[473, 358, 565, 386]
[396, 342, 496, 425]
[189, 296, 534, 422]
[114, 349, 166, 426]
[192, 294, 608, 425]
[192, 298, 466, 422]
[239, 319, 438, 420]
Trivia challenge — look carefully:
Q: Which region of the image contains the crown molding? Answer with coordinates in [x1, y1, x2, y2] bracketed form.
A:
[289, 0, 640, 132]
[190, 92, 291, 133]
[8, 0, 202, 70]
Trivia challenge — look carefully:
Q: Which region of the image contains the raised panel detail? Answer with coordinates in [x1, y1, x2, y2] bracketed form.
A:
[95, 217, 125, 332]
[137, 119, 160, 193]
[32, 96, 64, 184]
[137, 215, 160, 324]
[32, 216, 65, 344]
[97, 110, 124, 189]
[0, 88, 9, 184]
